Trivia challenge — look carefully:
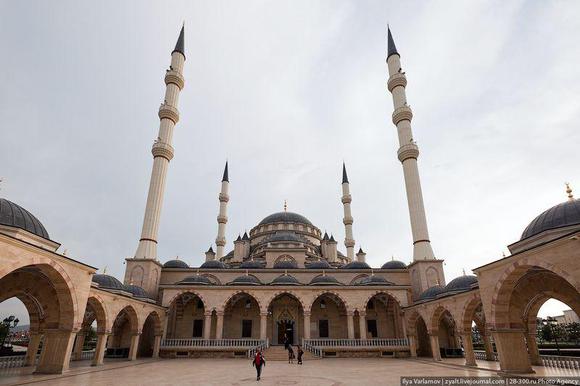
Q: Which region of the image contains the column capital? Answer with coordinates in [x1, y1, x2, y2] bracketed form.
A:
[303, 311, 312, 317]
[204, 311, 213, 317]
[216, 310, 225, 316]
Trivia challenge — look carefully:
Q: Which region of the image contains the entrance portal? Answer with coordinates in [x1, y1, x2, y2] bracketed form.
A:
[277, 320, 295, 345]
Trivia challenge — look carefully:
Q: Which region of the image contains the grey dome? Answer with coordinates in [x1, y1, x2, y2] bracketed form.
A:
[521, 198, 580, 240]
[271, 274, 301, 286]
[417, 285, 445, 301]
[200, 260, 227, 269]
[125, 284, 149, 298]
[229, 275, 262, 286]
[0, 198, 49, 239]
[342, 261, 371, 269]
[163, 259, 189, 269]
[307, 260, 332, 269]
[264, 231, 307, 243]
[444, 275, 478, 293]
[381, 260, 407, 269]
[259, 212, 312, 226]
[310, 275, 340, 286]
[177, 275, 212, 285]
[92, 274, 125, 291]
[273, 260, 298, 269]
[240, 260, 264, 269]
[357, 276, 394, 286]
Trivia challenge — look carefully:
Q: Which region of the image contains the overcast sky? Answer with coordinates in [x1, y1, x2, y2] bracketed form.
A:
[1, 1, 579, 323]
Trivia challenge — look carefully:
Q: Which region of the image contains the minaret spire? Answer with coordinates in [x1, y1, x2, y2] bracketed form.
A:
[215, 161, 230, 259]
[134, 26, 186, 260]
[341, 163, 355, 261]
[386, 27, 435, 261]
[173, 24, 185, 57]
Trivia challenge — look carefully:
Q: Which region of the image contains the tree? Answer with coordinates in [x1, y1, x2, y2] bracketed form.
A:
[565, 322, 580, 345]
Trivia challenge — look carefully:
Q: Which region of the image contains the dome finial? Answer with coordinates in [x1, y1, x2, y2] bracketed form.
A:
[284, 199, 288, 212]
[462, 268, 466, 276]
[103, 266, 107, 274]
[566, 182, 574, 201]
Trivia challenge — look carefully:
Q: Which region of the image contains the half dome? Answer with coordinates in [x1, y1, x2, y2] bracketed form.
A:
[124, 284, 149, 298]
[521, 198, 580, 240]
[0, 198, 49, 239]
[177, 275, 213, 285]
[444, 275, 478, 293]
[310, 275, 340, 286]
[163, 259, 189, 269]
[229, 275, 262, 286]
[258, 212, 312, 226]
[357, 276, 394, 286]
[342, 261, 371, 269]
[271, 274, 301, 286]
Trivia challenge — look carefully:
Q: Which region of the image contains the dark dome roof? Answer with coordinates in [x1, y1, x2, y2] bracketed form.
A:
[92, 274, 125, 291]
[273, 260, 298, 269]
[357, 276, 394, 286]
[521, 199, 580, 240]
[381, 260, 407, 269]
[342, 261, 371, 269]
[271, 274, 301, 286]
[417, 285, 446, 301]
[310, 275, 340, 285]
[200, 260, 227, 269]
[229, 275, 262, 286]
[239, 260, 264, 269]
[124, 284, 149, 298]
[0, 198, 49, 239]
[259, 212, 312, 226]
[444, 275, 478, 293]
[264, 231, 307, 243]
[177, 275, 213, 285]
[163, 259, 189, 269]
[307, 260, 332, 269]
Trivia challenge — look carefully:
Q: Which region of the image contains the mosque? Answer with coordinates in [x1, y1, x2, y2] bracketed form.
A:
[0, 26, 579, 376]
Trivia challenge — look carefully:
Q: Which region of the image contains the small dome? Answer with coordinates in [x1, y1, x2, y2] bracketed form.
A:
[307, 260, 332, 269]
[177, 275, 212, 285]
[258, 212, 313, 226]
[239, 260, 264, 269]
[273, 260, 298, 269]
[229, 275, 262, 286]
[357, 276, 394, 286]
[0, 198, 50, 239]
[342, 261, 371, 269]
[163, 259, 189, 269]
[124, 284, 149, 298]
[200, 260, 227, 269]
[417, 285, 445, 301]
[310, 275, 340, 286]
[521, 198, 580, 240]
[381, 260, 407, 269]
[444, 275, 478, 293]
[271, 274, 301, 286]
[92, 274, 125, 291]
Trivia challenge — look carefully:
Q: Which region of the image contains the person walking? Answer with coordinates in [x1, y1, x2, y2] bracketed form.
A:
[252, 349, 266, 381]
[287, 345, 295, 364]
[283, 333, 289, 350]
[297, 345, 304, 365]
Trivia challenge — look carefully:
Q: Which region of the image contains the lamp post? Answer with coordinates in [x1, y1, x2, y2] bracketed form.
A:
[1, 316, 19, 352]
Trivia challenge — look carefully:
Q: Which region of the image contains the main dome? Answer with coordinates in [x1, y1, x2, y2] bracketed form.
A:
[0, 198, 50, 240]
[521, 198, 580, 240]
[258, 212, 312, 226]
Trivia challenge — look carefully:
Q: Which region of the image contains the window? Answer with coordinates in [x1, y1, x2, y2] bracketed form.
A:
[197, 299, 204, 309]
[192, 319, 203, 338]
[245, 299, 252, 309]
[368, 300, 374, 310]
[367, 320, 378, 338]
[319, 320, 329, 338]
[242, 320, 253, 338]
[320, 300, 326, 309]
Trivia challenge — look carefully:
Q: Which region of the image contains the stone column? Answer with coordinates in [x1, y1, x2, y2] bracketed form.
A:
[492, 329, 533, 373]
[92, 333, 109, 366]
[346, 311, 355, 339]
[35, 329, 76, 374]
[526, 333, 542, 366]
[215, 311, 224, 340]
[128, 333, 141, 361]
[162, 312, 170, 340]
[359, 311, 367, 340]
[408, 334, 417, 357]
[152, 335, 162, 358]
[260, 313, 268, 341]
[482, 334, 494, 360]
[461, 333, 477, 366]
[24, 333, 42, 367]
[303, 312, 311, 340]
[203, 312, 212, 340]
[72, 331, 86, 361]
[429, 334, 441, 361]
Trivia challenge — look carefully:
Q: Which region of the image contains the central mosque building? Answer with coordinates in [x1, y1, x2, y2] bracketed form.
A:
[0, 26, 579, 376]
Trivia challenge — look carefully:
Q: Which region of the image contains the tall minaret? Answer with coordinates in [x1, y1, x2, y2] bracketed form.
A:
[341, 163, 355, 261]
[134, 26, 186, 260]
[215, 161, 229, 259]
[386, 27, 435, 261]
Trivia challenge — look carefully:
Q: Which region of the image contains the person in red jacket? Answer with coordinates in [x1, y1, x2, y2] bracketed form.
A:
[252, 349, 266, 381]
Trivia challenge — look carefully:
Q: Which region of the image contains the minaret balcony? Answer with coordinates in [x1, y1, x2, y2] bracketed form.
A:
[397, 143, 420, 162]
[341, 194, 352, 204]
[217, 215, 228, 224]
[158, 104, 180, 123]
[164, 70, 185, 90]
[151, 141, 175, 161]
[343, 216, 354, 225]
[344, 238, 355, 248]
[387, 73, 407, 92]
[219, 193, 230, 203]
[392, 106, 413, 125]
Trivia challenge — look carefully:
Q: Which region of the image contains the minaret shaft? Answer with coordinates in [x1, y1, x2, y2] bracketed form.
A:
[387, 43, 435, 261]
[341, 178, 355, 261]
[134, 38, 185, 260]
[215, 176, 229, 259]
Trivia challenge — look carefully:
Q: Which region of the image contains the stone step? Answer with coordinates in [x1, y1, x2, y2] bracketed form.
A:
[263, 346, 319, 361]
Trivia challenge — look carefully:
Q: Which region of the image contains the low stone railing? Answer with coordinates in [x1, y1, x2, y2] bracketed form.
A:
[247, 339, 269, 358]
[474, 350, 580, 369]
[0, 355, 26, 370]
[302, 339, 323, 357]
[474, 350, 498, 361]
[161, 338, 266, 350]
[303, 338, 409, 349]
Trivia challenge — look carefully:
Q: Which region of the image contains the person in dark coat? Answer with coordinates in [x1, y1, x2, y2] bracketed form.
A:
[287, 345, 295, 364]
[283, 334, 289, 350]
[252, 349, 266, 381]
[297, 345, 304, 365]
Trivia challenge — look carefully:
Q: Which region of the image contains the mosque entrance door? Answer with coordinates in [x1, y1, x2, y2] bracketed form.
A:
[277, 320, 295, 345]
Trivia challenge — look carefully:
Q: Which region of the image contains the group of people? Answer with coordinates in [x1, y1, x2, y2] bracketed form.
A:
[251, 334, 304, 381]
